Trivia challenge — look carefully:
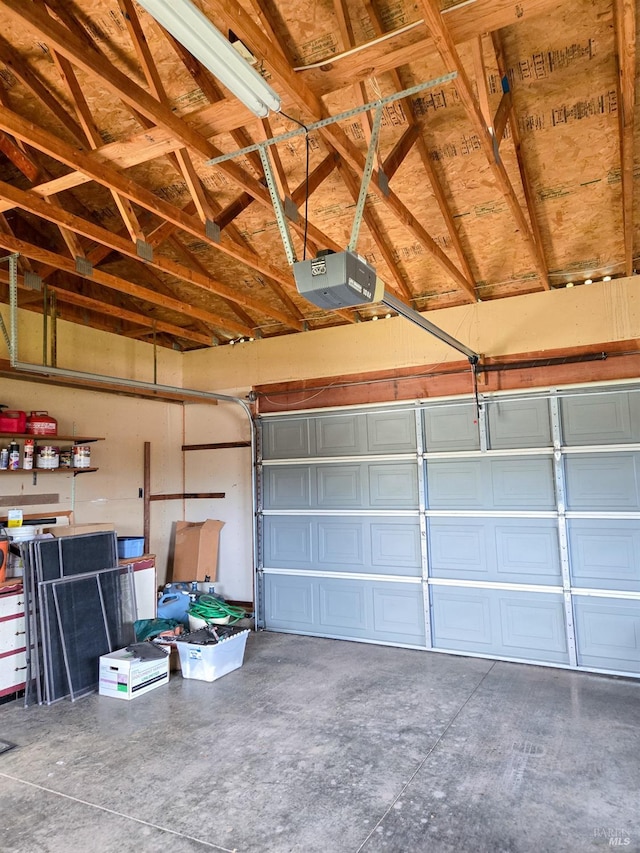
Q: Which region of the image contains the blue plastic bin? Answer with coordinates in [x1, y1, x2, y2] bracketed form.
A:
[117, 537, 145, 559]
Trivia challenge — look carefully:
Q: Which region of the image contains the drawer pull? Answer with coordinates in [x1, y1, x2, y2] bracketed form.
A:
[15, 665, 27, 671]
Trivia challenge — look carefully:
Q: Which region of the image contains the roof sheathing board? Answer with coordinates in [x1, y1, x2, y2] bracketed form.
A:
[0, 0, 632, 351]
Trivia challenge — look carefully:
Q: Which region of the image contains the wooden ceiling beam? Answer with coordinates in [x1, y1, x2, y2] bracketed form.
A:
[0, 105, 297, 292]
[127, 260, 222, 344]
[332, 0, 375, 157]
[0, 178, 304, 331]
[206, 0, 475, 301]
[0, 0, 340, 271]
[417, 0, 549, 290]
[337, 160, 413, 303]
[0, 229, 257, 339]
[0, 131, 39, 182]
[490, 31, 549, 292]
[382, 125, 420, 182]
[117, 0, 219, 227]
[290, 152, 341, 208]
[161, 25, 265, 179]
[167, 235, 259, 329]
[364, 0, 476, 293]
[47, 48, 146, 244]
[257, 117, 291, 202]
[0, 34, 86, 145]
[471, 37, 493, 130]
[296, 0, 561, 98]
[613, 0, 637, 277]
[493, 90, 513, 148]
[0, 269, 215, 348]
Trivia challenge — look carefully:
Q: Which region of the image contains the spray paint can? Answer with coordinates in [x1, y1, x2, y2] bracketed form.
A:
[23, 438, 34, 471]
[0, 448, 8, 470]
[8, 441, 19, 470]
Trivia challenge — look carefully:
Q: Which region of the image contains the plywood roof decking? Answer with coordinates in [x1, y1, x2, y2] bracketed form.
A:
[0, 0, 634, 351]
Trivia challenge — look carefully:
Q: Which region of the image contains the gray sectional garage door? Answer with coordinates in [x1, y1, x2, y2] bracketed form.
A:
[257, 384, 640, 678]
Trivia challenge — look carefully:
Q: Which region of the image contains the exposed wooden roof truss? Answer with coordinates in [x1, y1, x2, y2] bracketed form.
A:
[0, 0, 634, 350]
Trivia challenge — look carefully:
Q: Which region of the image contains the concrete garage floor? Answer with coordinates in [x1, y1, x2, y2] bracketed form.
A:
[0, 632, 638, 853]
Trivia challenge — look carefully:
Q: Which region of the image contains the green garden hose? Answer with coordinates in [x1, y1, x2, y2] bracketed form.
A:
[188, 594, 246, 624]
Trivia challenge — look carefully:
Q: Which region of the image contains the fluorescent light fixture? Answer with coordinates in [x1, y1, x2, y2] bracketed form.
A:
[136, 0, 281, 117]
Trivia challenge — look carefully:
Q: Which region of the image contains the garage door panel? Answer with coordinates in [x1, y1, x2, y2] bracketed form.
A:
[369, 463, 418, 508]
[494, 521, 561, 584]
[423, 404, 480, 451]
[263, 418, 313, 459]
[366, 410, 416, 453]
[427, 458, 554, 511]
[315, 414, 365, 456]
[263, 518, 313, 568]
[498, 596, 568, 659]
[426, 460, 484, 508]
[568, 520, 640, 591]
[265, 575, 315, 629]
[560, 391, 640, 445]
[370, 522, 421, 574]
[565, 455, 640, 510]
[490, 459, 555, 509]
[428, 519, 561, 585]
[487, 398, 552, 449]
[429, 521, 487, 577]
[318, 521, 364, 567]
[319, 582, 368, 629]
[431, 587, 568, 663]
[265, 517, 421, 575]
[265, 575, 425, 645]
[574, 597, 640, 672]
[372, 586, 425, 640]
[317, 465, 362, 508]
[431, 588, 492, 646]
[264, 466, 312, 509]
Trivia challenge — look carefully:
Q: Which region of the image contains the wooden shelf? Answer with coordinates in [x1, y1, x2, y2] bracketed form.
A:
[0, 433, 104, 443]
[0, 467, 98, 476]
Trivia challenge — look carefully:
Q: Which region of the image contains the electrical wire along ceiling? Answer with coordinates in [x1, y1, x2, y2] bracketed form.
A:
[0, 0, 634, 350]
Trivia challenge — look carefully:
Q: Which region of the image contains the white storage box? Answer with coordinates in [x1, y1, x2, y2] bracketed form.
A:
[176, 628, 249, 682]
[99, 647, 169, 700]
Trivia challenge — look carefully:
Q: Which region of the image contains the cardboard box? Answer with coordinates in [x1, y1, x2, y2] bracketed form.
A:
[172, 519, 224, 583]
[50, 523, 115, 538]
[99, 648, 169, 700]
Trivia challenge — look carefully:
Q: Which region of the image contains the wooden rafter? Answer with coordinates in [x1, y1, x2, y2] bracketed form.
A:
[336, 160, 413, 302]
[363, 0, 477, 294]
[490, 31, 549, 293]
[0, 229, 256, 339]
[205, 0, 476, 302]
[0, 178, 304, 331]
[332, 0, 375, 155]
[296, 0, 562, 98]
[613, 0, 637, 276]
[0, 132, 39, 182]
[46, 50, 145, 244]
[0, 105, 299, 293]
[417, 0, 549, 290]
[0, 0, 628, 351]
[0, 0, 345, 281]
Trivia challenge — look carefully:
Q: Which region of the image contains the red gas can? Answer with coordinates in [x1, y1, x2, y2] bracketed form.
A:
[26, 411, 58, 435]
[0, 409, 26, 433]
